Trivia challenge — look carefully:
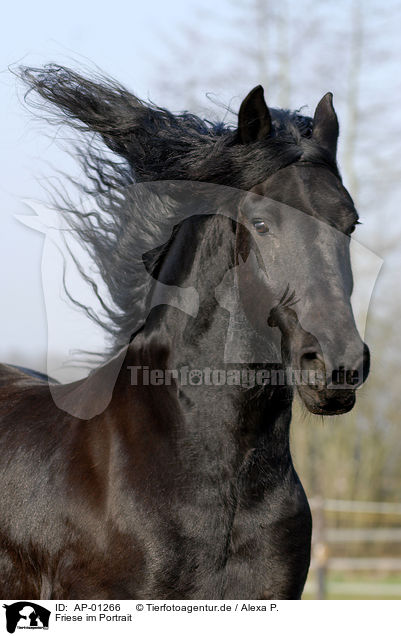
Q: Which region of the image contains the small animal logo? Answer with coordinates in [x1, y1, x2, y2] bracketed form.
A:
[189, 370, 203, 385]
[3, 602, 50, 633]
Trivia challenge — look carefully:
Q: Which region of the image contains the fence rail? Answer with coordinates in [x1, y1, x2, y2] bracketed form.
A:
[311, 557, 401, 570]
[310, 498, 401, 515]
[326, 527, 401, 542]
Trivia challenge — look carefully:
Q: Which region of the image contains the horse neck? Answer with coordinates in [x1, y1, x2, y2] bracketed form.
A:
[124, 213, 293, 469]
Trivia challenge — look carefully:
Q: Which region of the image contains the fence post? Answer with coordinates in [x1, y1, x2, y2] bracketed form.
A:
[313, 495, 329, 599]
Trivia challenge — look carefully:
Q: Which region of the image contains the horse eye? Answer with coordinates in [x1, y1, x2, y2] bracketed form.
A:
[253, 220, 269, 234]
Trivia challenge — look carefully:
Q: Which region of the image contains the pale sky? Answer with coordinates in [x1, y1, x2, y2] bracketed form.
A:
[1, 0, 221, 369]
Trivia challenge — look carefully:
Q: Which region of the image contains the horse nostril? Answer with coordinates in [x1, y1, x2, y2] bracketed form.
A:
[299, 350, 326, 389]
[302, 352, 318, 362]
[300, 349, 324, 367]
[298, 344, 370, 390]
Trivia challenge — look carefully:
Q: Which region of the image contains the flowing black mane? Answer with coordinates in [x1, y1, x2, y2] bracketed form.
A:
[22, 65, 337, 188]
[21, 65, 340, 353]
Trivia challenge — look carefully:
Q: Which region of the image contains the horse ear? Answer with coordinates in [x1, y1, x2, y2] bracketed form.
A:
[238, 85, 272, 144]
[312, 92, 339, 159]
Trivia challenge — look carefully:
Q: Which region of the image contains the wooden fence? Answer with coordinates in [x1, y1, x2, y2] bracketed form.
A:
[307, 498, 401, 599]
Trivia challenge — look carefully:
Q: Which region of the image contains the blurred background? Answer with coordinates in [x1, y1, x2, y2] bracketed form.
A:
[1, 0, 400, 598]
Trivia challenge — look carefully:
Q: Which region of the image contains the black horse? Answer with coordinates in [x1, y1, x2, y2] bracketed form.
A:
[0, 66, 369, 599]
